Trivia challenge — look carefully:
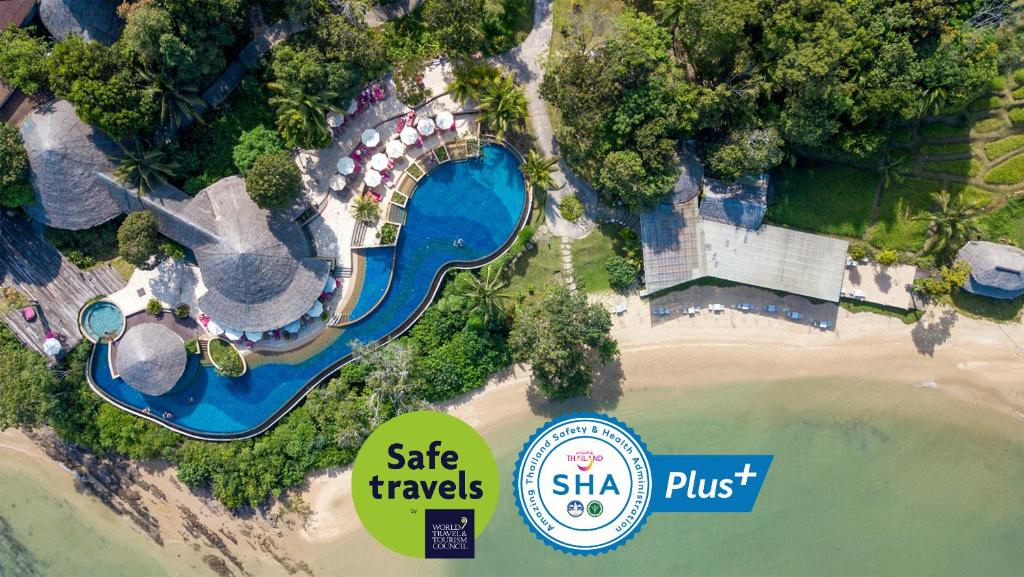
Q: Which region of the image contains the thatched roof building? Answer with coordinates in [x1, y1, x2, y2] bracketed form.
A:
[957, 241, 1024, 300]
[115, 324, 186, 396]
[700, 174, 770, 230]
[20, 100, 123, 230]
[39, 0, 123, 45]
[118, 176, 331, 332]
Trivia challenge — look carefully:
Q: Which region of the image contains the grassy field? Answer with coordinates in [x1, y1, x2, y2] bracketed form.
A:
[866, 178, 941, 251]
[767, 161, 877, 237]
[982, 134, 1024, 160]
[506, 232, 564, 301]
[921, 158, 981, 177]
[950, 290, 1024, 323]
[980, 195, 1024, 246]
[570, 224, 629, 294]
[984, 154, 1024, 185]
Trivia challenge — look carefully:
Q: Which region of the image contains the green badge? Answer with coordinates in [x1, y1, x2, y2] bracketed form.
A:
[351, 411, 500, 558]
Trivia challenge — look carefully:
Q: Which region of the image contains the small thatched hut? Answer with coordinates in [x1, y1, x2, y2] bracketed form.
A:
[115, 324, 187, 396]
[958, 240, 1024, 300]
[39, 0, 123, 45]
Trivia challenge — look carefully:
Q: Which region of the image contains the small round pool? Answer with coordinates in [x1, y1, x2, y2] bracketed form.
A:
[80, 301, 125, 342]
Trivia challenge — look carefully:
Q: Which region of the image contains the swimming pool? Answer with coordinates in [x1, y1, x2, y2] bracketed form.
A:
[89, 144, 529, 438]
[347, 246, 396, 322]
[80, 301, 125, 342]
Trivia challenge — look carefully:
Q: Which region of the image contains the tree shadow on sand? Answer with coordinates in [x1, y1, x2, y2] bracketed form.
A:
[911, 307, 958, 356]
[525, 356, 625, 418]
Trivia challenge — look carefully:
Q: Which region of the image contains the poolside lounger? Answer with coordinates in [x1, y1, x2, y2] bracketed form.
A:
[612, 304, 627, 314]
[763, 304, 778, 313]
[787, 311, 803, 320]
[737, 302, 753, 311]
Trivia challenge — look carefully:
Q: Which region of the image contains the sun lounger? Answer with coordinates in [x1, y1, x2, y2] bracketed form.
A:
[710, 304, 725, 313]
[686, 306, 699, 316]
[763, 304, 778, 313]
[786, 311, 803, 320]
[812, 320, 831, 329]
[612, 304, 627, 315]
[737, 303, 753, 311]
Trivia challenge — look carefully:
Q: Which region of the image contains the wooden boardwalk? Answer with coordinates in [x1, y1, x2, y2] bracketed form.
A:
[0, 215, 126, 357]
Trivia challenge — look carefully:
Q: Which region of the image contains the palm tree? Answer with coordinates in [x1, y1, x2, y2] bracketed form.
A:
[268, 81, 339, 149]
[448, 61, 499, 103]
[914, 190, 983, 263]
[350, 194, 380, 225]
[478, 72, 528, 140]
[115, 141, 181, 195]
[520, 149, 559, 195]
[453, 267, 511, 326]
[141, 68, 205, 131]
[654, 0, 686, 37]
[878, 152, 908, 191]
[919, 85, 949, 119]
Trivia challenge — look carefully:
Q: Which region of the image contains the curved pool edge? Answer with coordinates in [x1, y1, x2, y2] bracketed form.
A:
[86, 140, 534, 441]
[78, 300, 126, 344]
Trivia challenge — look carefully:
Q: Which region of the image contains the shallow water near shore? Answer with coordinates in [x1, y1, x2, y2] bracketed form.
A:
[3, 376, 1024, 576]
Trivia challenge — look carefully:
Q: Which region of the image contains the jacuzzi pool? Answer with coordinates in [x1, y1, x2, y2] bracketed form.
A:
[80, 301, 125, 342]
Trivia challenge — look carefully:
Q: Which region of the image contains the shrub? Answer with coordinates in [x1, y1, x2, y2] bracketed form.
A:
[377, 223, 398, 245]
[0, 124, 28, 189]
[233, 126, 284, 174]
[245, 151, 301, 209]
[605, 256, 638, 291]
[848, 243, 870, 261]
[984, 155, 1024, 185]
[146, 298, 162, 316]
[159, 240, 187, 261]
[913, 261, 971, 297]
[560, 195, 584, 222]
[208, 339, 244, 377]
[117, 211, 161, 270]
[876, 249, 899, 266]
[184, 339, 199, 355]
[0, 26, 49, 94]
[174, 304, 190, 319]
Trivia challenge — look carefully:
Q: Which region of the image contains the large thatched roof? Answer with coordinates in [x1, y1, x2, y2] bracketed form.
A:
[958, 240, 1024, 300]
[39, 0, 123, 45]
[117, 176, 330, 332]
[20, 100, 122, 230]
[115, 324, 186, 396]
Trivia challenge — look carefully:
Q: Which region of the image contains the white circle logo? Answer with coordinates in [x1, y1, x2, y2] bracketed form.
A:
[513, 414, 653, 554]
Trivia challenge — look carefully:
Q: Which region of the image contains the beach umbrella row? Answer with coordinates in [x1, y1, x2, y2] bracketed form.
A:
[386, 140, 406, 159]
[364, 169, 382, 187]
[222, 327, 244, 341]
[417, 117, 435, 136]
[245, 331, 263, 343]
[282, 320, 302, 334]
[400, 125, 419, 145]
[370, 152, 390, 171]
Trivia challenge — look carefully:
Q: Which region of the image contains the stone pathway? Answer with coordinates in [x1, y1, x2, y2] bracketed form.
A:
[560, 237, 577, 291]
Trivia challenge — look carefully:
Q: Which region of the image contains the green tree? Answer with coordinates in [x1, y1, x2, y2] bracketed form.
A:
[452, 268, 511, 327]
[117, 211, 162, 270]
[349, 194, 380, 225]
[268, 80, 338, 149]
[560, 195, 584, 222]
[233, 126, 285, 174]
[422, 0, 486, 55]
[448, 60, 500, 102]
[520, 150, 559, 194]
[0, 326, 56, 430]
[478, 71, 528, 139]
[605, 256, 638, 291]
[140, 68, 206, 131]
[912, 260, 972, 297]
[337, 340, 425, 447]
[0, 25, 49, 93]
[509, 284, 618, 399]
[115, 141, 181, 194]
[708, 126, 785, 179]
[598, 150, 668, 210]
[245, 151, 302, 209]
[916, 191, 983, 263]
[0, 123, 32, 208]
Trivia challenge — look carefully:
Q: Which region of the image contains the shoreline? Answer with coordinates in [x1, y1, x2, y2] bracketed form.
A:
[3, 292, 1024, 575]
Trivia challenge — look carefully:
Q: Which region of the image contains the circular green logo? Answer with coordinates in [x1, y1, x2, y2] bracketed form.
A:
[587, 500, 604, 517]
[351, 411, 500, 558]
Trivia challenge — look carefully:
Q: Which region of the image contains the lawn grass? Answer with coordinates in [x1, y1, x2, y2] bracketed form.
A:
[972, 116, 1008, 134]
[209, 338, 245, 376]
[980, 195, 1024, 246]
[1013, 86, 1024, 100]
[1010, 108, 1024, 124]
[948, 184, 994, 208]
[110, 258, 136, 282]
[840, 299, 923, 324]
[571, 224, 629, 294]
[982, 134, 1024, 160]
[983, 154, 1024, 185]
[506, 232, 565, 302]
[920, 122, 969, 140]
[919, 142, 972, 156]
[920, 158, 981, 177]
[766, 161, 877, 237]
[968, 95, 1006, 111]
[950, 291, 1023, 323]
[866, 178, 942, 251]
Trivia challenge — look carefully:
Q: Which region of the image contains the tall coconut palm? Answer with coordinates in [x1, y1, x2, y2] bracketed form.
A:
[350, 194, 380, 225]
[115, 141, 181, 195]
[478, 72, 528, 140]
[654, 0, 687, 37]
[448, 61, 500, 103]
[520, 149, 559, 196]
[268, 81, 339, 149]
[453, 267, 511, 326]
[915, 190, 983, 263]
[878, 152, 908, 191]
[141, 68, 205, 131]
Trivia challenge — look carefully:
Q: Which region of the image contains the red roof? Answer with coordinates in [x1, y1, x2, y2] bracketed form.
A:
[0, 0, 38, 29]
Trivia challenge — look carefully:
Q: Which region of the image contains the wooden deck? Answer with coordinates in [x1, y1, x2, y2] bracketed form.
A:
[0, 214, 127, 357]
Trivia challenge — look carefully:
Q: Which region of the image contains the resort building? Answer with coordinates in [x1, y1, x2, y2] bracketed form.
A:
[957, 240, 1024, 300]
[640, 153, 849, 302]
[114, 324, 187, 397]
[38, 0, 123, 45]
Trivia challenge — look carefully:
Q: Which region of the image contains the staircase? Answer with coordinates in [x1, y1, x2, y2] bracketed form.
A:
[334, 266, 353, 278]
[198, 339, 213, 366]
[328, 313, 350, 327]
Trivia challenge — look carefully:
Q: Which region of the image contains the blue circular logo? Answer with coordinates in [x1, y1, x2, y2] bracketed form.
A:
[512, 413, 653, 555]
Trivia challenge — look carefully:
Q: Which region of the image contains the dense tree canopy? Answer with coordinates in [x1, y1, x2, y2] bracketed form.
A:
[0, 326, 56, 431]
[0, 124, 31, 208]
[117, 211, 162, 270]
[246, 151, 302, 209]
[0, 26, 49, 94]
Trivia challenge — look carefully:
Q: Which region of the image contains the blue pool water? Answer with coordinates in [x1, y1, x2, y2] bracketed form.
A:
[347, 246, 396, 321]
[90, 145, 527, 437]
[81, 301, 125, 341]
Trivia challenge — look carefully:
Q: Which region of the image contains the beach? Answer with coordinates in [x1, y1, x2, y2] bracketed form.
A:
[3, 291, 1024, 576]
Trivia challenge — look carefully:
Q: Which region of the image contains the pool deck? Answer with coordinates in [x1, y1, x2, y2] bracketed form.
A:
[0, 214, 126, 357]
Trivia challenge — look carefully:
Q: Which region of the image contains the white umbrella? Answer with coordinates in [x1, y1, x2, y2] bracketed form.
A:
[346, 99, 358, 114]
[307, 300, 324, 317]
[282, 320, 302, 334]
[370, 153, 389, 171]
[324, 276, 337, 293]
[327, 112, 345, 128]
[361, 129, 380, 148]
[222, 327, 244, 341]
[206, 319, 224, 336]
[244, 331, 263, 342]
[400, 126, 419, 145]
[417, 117, 435, 136]
[435, 110, 455, 130]
[337, 156, 356, 175]
[43, 338, 61, 356]
[364, 169, 382, 187]
[329, 174, 346, 191]
[386, 140, 406, 159]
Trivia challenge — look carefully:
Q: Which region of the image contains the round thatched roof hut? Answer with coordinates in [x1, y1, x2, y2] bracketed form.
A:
[957, 240, 1024, 300]
[20, 100, 122, 230]
[115, 324, 187, 396]
[39, 0, 124, 45]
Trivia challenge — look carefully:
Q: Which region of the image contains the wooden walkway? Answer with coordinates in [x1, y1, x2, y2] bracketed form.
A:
[0, 215, 126, 357]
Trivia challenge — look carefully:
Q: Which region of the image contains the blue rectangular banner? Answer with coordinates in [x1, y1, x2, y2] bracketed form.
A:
[649, 454, 773, 513]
